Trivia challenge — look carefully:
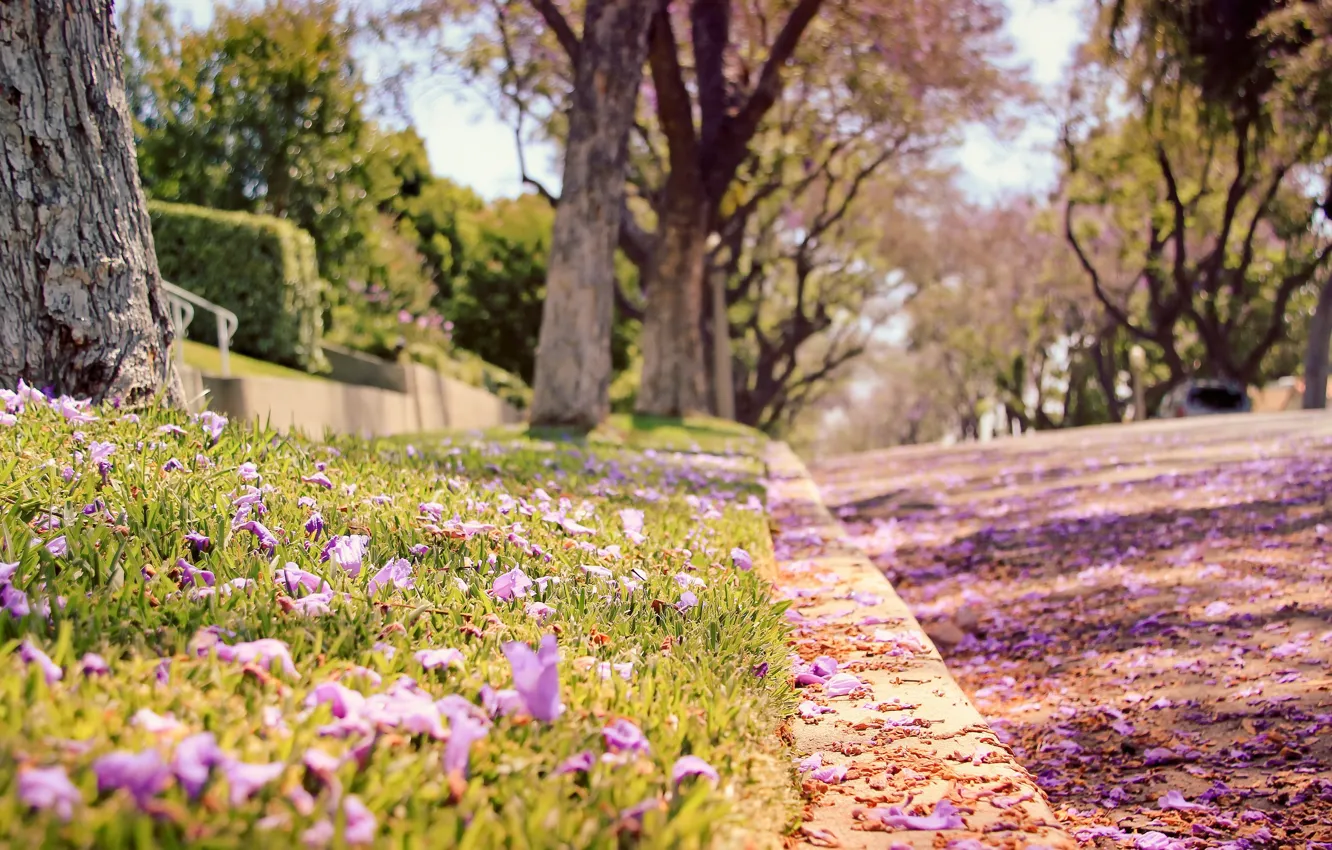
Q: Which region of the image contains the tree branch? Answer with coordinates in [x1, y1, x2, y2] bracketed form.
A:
[1064, 198, 1148, 340]
[704, 0, 827, 201]
[648, 7, 698, 171]
[690, 0, 730, 152]
[1155, 144, 1190, 299]
[527, 0, 580, 66]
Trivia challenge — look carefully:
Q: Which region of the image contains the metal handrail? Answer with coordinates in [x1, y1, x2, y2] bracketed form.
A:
[161, 280, 239, 377]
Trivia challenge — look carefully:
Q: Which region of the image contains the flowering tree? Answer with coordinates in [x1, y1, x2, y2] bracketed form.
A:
[394, 0, 1019, 423]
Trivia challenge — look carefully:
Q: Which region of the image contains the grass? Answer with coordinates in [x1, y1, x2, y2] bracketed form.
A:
[0, 393, 798, 847]
[179, 340, 322, 381]
[425, 414, 770, 461]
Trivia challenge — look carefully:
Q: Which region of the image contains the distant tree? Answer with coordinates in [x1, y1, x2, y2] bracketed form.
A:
[1062, 4, 1332, 410]
[447, 194, 635, 385]
[2, 2, 181, 404]
[394, 0, 1020, 419]
[123, 0, 385, 291]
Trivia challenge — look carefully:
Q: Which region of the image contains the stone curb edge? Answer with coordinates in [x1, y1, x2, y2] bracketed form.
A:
[764, 442, 1076, 850]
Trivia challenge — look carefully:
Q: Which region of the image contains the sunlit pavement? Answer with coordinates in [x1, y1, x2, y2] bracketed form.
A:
[814, 414, 1332, 848]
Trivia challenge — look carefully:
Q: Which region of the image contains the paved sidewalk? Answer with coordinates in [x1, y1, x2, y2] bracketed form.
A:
[813, 415, 1332, 848]
[767, 443, 1074, 848]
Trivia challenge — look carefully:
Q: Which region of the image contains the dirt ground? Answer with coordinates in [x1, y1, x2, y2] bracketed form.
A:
[813, 414, 1332, 849]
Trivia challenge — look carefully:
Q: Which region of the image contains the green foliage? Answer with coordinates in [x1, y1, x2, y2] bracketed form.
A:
[448, 194, 635, 386]
[0, 398, 797, 847]
[125, 0, 384, 294]
[149, 201, 329, 373]
[369, 129, 485, 304]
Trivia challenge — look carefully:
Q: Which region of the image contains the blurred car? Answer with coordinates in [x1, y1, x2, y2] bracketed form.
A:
[1157, 379, 1252, 418]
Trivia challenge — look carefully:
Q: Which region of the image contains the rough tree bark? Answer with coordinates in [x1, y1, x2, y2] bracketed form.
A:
[529, 0, 657, 428]
[635, 161, 710, 417]
[0, 2, 182, 405]
[632, 0, 826, 418]
[1304, 276, 1332, 409]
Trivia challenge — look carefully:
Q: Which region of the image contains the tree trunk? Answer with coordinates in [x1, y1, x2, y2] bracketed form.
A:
[530, 0, 656, 429]
[1304, 276, 1332, 409]
[635, 170, 709, 418]
[0, 2, 182, 405]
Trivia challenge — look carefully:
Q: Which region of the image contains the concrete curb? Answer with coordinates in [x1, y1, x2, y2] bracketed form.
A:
[765, 443, 1075, 849]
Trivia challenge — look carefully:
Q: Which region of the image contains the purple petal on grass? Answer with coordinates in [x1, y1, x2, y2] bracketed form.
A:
[671, 755, 719, 784]
[19, 639, 62, 683]
[172, 732, 225, 798]
[619, 508, 644, 533]
[415, 648, 464, 670]
[619, 796, 663, 824]
[184, 531, 210, 552]
[676, 591, 699, 613]
[323, 535, 369, 577]
[18, 765, 81, 820]
[753, 662, 770, 678]
[80, 652, 109, 676]
[131, 708, 182, 733]
[491, 567, 533, 601]
[479, 685, 524, 718]
[214, 638, 298, 677]
[199, 411, 228, 441]
[45, 536, 67, 557]
[274, 564, 331, 595]
[368, 558, 414, 596]
[871, 798, 966, 830]
[440, 706, 489, 776]
[178, 559, 215, 587]
[502, 635, 563, 721]
[222, 760, 286, 805]
[235, 520, 277, 552]
[731, 547, 753, 570]
[3, 584, 30, 618]
[290, 592, 334, 616]
[555, 750, 595, 775]
[342, 795, 377, 844]
[301, 472, 333, 489]
[603, 718, 650, 755]
[93, 749, 170, 804]
[306, 681, 366, 718]
[526, 601, 556, 621]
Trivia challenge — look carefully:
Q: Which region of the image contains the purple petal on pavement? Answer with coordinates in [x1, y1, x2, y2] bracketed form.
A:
[872, 798, 966, 830]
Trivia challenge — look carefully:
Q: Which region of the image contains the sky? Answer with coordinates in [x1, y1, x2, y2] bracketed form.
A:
[160, 0, 1085, 202]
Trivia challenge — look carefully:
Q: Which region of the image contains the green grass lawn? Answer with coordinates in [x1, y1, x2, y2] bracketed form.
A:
[180, 340, 322, 381]
[0, 393, 797, 847]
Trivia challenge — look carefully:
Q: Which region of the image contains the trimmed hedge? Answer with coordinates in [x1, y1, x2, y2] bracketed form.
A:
[149, 201, 328, 372]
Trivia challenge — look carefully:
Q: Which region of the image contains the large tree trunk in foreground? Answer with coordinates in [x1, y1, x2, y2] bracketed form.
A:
[1304, 276, 1332, 409]
[0, 2, 181, 405]
[635, 171, 709, 417]
[530, 0, 656, 428]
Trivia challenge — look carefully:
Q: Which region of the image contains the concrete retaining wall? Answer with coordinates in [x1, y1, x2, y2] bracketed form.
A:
[319, 343, 408, 393]
[179, 364, 522, 437]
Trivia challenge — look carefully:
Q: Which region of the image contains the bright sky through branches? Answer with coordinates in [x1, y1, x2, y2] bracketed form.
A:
[162, 0, 1081, 203]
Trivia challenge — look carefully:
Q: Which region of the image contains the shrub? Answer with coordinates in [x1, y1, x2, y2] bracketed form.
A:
[149, 201, 328, 372]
